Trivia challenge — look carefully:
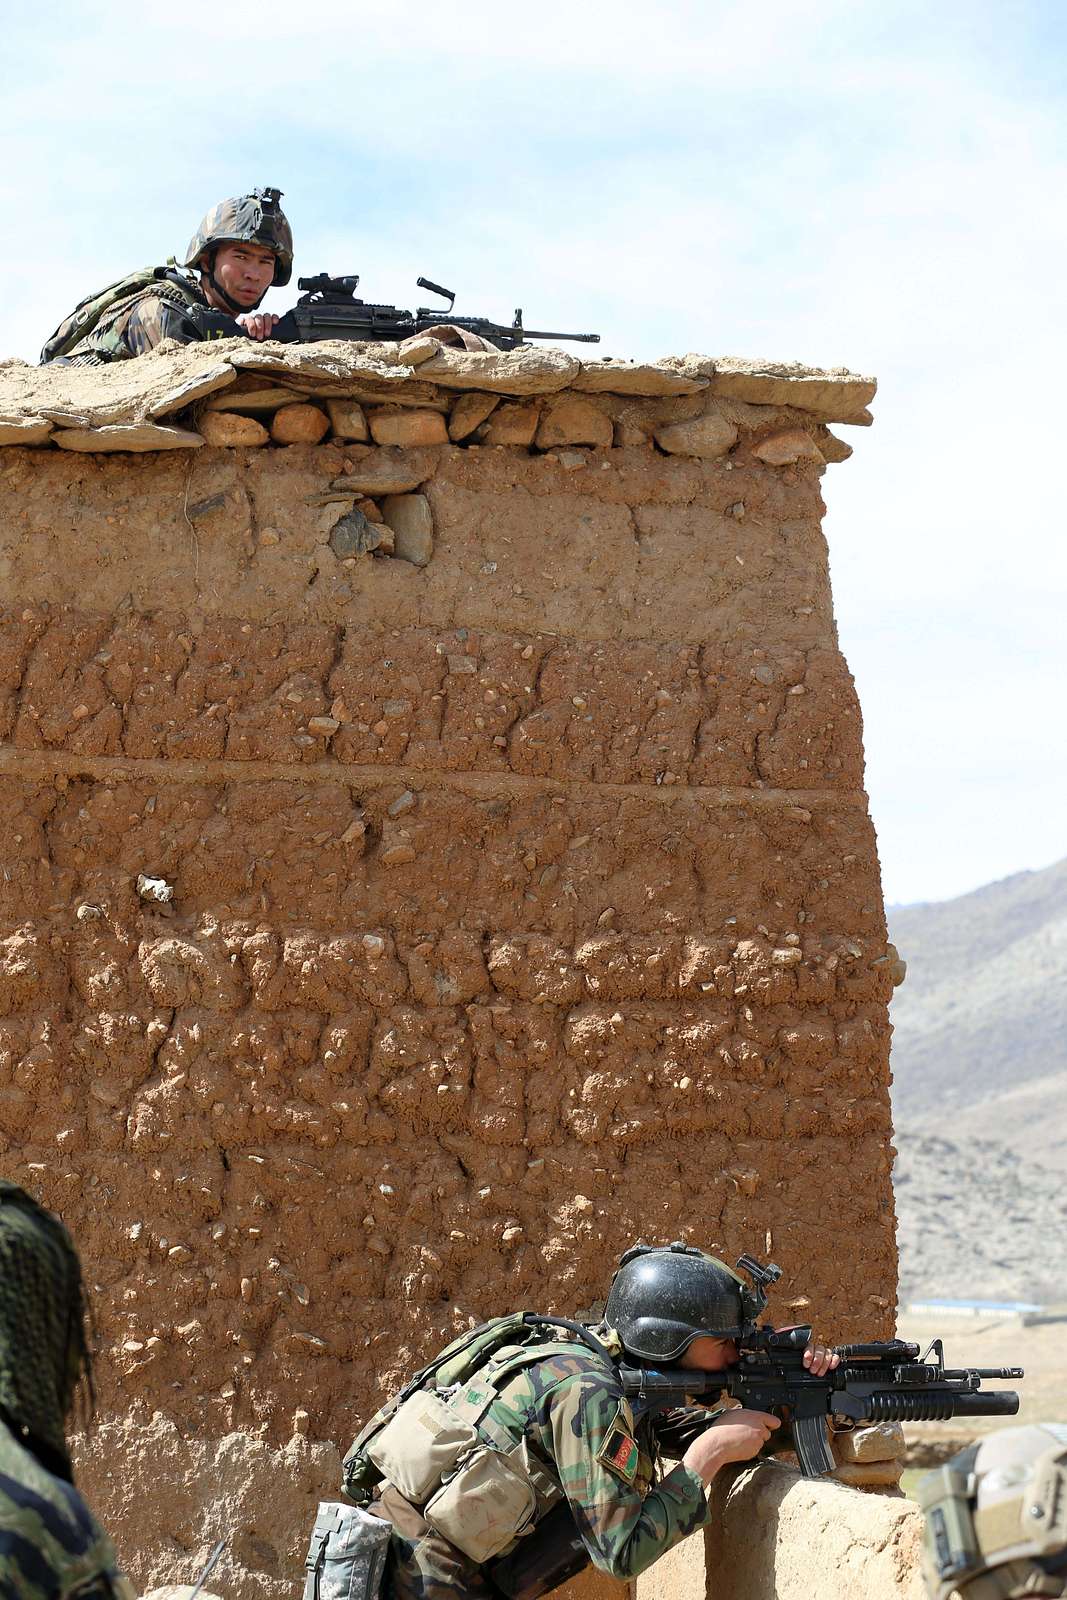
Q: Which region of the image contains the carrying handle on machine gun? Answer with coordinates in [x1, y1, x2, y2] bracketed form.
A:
[417, 276, 455, 313]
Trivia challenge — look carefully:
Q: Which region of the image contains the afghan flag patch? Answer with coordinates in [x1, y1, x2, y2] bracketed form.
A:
[598, 1410, 641, 1483]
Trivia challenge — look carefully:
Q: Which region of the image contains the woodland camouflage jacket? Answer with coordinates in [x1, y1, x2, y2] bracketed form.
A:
[0, 1419, 129, 1600]
[64, 272, 211, 364]
[497, 1347, 710, 1573]
[381, 1342, 712, 1600]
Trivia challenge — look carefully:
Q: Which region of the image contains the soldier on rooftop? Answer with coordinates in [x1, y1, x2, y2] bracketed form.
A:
[40, 187, 293, 366]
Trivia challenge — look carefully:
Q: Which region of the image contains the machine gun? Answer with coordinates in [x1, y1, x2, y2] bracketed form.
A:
[267, 273, 600, 351]
[620, 1324, 1023, 1478]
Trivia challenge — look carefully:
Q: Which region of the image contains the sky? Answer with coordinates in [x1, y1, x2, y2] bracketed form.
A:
[2, 0, 1065, 907]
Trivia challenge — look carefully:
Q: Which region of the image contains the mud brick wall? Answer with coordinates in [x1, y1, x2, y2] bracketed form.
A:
[0, 342, 894, 1595]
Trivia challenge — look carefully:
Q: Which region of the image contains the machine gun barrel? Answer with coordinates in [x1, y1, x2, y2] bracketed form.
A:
[519, 329, 601, 344]
[270, 271, 599, 351]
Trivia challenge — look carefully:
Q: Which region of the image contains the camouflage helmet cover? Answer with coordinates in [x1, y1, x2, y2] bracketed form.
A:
[183, 186, 293, 286]
[919, 1425, 1067, 1600]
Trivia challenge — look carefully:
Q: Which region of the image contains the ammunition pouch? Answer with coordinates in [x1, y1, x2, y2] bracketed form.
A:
[425, 1446, 539, 1562]
[365, 1390, 480, 1505]
[361, 1338, 594, 1564]
[302, 1501, 392, 1600]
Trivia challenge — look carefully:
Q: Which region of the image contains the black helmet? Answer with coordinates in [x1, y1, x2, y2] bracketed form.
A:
[604, 1242, 780, 1362]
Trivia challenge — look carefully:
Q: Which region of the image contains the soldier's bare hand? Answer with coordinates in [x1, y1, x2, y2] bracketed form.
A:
[238, 313, 280, 341]
[682, 1409, 781, 1484]
[803, 1341, 840, 1377]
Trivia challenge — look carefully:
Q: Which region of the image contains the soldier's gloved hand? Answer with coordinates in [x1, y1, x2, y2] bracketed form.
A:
[682, 1409, 781, 1484]
[238, 313, 280, 341]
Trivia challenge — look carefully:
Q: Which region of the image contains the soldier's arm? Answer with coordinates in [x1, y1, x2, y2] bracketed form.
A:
[546, 1373, 712, 1580]
[124, 295, 207, 354]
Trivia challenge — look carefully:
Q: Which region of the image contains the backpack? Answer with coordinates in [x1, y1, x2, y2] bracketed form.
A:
[341, 1312, 611, 1505]
[38, 262, 192, 364]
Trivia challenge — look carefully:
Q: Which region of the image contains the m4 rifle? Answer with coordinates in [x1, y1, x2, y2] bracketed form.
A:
[620, 1325, 1024, 1478]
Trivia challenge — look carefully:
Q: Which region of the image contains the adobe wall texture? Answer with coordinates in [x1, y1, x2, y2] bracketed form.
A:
[0, 338, 894, 1597]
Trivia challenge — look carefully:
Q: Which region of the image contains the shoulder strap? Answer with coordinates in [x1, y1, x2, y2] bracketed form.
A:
[447, 1340, 606, 1428]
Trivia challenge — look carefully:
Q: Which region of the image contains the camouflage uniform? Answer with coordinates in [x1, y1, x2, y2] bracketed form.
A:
[61, 271, 213, 365]
[0, 1183, 131, 1600]
[372, 1342, 712, 1600]
[45, 187, 293, 366]
[0, 1419, 128, 1600]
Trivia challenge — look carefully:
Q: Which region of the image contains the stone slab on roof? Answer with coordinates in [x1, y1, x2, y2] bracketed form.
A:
[708, 356, 876, 419]
[0, 341, 876, 449]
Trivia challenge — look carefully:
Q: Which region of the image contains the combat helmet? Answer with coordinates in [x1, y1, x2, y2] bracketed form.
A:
[918, 1425, 1067, 1600]
[604, 1241, 780, 1362]
[183, 186, 294, 289]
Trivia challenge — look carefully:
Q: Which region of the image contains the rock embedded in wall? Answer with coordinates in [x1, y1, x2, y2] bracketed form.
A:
[199, 412, 269, 448]
[447, 393, 500, 440]
[654, 413, 739, 459]
[481, 400, 541, 446]
[752, 429, 825, 466]
[534, 395, 614, 449]
[381, 493, 434, 566]
[368, 407, 449, 447]
[271, 403, 330, 445]
[53, 421, 203, 452]
[325, 399, 369, 441]
[0, 416, 53, 444]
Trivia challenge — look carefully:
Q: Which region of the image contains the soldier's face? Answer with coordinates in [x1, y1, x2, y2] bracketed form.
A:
[211, 242, 277, 306]
[678, 1336, 739, 1372]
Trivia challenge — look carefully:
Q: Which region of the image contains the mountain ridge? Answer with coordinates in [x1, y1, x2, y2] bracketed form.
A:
[888, 854, 1067, 1162]
[887, 854, 1067, 1300]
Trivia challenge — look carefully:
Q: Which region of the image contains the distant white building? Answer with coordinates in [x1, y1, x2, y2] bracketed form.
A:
[906, 1297, 1044, 1318]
